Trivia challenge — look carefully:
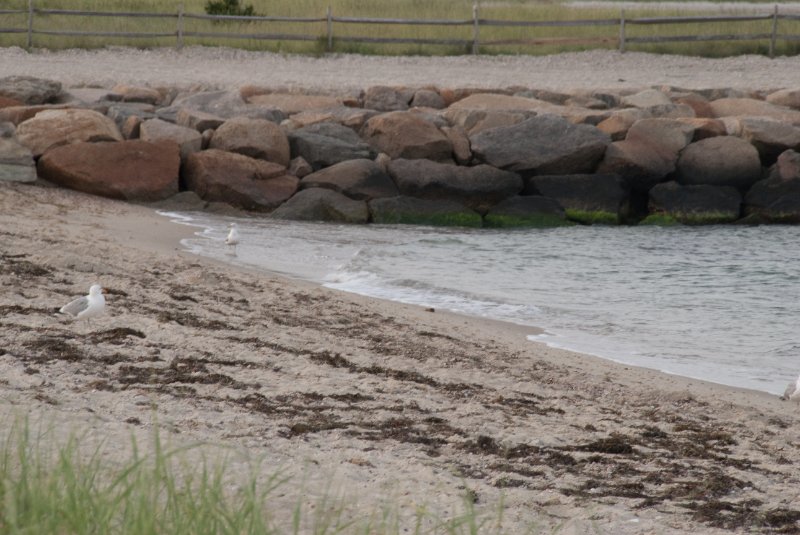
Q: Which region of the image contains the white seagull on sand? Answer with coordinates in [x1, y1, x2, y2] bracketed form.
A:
[781, 375, 800, 401]
[59, 284, 106, 323]
[225, 222, 240, 254]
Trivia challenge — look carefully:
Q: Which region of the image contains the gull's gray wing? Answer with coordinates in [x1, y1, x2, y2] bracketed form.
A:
[60, 295, 89, 317]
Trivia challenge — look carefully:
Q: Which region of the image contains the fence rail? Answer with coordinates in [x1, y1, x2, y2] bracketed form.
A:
[0, 2, 798, 57]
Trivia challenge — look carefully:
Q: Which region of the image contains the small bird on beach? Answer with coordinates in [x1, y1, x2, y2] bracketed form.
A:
[58, 284, 106, 324]
[225, 222, 240, 255]
[781, 374, 800, 401]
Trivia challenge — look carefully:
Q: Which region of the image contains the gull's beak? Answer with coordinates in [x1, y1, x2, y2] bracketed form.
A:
[102, 288, 109, 294]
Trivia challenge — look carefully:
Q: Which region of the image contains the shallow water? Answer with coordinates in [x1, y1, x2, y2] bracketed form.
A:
[163, 210, 800, 395]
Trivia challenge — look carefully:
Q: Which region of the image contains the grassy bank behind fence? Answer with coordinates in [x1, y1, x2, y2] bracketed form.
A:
[1, 0, 800, 56]
[0, 416, 510, 535]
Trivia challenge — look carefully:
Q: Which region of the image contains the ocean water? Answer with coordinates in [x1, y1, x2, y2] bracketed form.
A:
[162, 211, 800, 395]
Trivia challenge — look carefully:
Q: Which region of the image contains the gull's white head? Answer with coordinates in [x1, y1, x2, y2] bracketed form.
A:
[229, 223, 238, 228]
[89, 284, 103, 296]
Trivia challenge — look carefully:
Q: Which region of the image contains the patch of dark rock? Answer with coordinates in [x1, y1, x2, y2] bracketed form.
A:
[640, 425, 669, 439]
[352, 416, 456, 448]
[664, 469, 751, 501]
[155, 310, 229, 330]
[690, 499, 763, 531]
[760, 508, 800, 533]
[416, 330, 458, 342]
[104, 287, 128, 297]
[23, 366, 39, 374]
[89, 327, 146, 344]
[491, 394, 564, 415]
[0, 254, 50, 277]
[564, 479, 648, 500]
[84, 379, 117, 392]
[168, 293, 198, 303]
[125, 417, 142, 425]
[768, 417, 789, 429]
[573, 433, 636, 455]
[33, 393, 59, 405]
[282, 416, 348, 438]
[23, 337, 83, 362]
[494, 477, 527, 489]
[0, 304, 53, 315]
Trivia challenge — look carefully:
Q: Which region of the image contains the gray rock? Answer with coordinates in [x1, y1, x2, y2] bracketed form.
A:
[270, 188, 369, 223]
[175, 108, 225, 132]
[362, 111, 453, 162]
[0, 76, 62, 105]
[621, 89, 672, 108]
[289, 156, 313, 178]
[738, 117, 800, 164]
[364, 86, 413, 111]
[106, 103, 156, 129]
[300, 159, 398, 200]
[161, 89, 284, 122]
[289, 122, 375, 170]
[139, 118, 202, 160]
[484, 196, 567, 228]
[411, 89, 445, 109]
[368, 195, 481, 227]
[648, 181, 742, 224]
[676, 136, 762, 190]
[526, 173, 630, 224]
[744, 175, 800, 223]
[470, 114, 611, 175]
[0, 137, 36, 183]
[209, 117, 290, 166]
[387, 158, 522, 213]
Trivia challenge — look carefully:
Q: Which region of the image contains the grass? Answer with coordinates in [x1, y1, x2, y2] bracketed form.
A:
[2, 0, 800, 57]
[0, 415, 518, 535]
[564, 209, 620, 225]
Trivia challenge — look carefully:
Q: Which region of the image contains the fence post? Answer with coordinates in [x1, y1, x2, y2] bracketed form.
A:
[769, 4, 778, 58]
[326, 6, 333, 52]
[472, 3, 479, 55]
[177, 3, 184, 51]
[619, 9, 626, 53]
[26, 0, 34, 49]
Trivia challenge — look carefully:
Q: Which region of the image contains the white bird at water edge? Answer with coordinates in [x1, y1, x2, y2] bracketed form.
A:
[781, 374, 800, 401]
[59, 284, 106, 324]
[225, 222, 240, 255]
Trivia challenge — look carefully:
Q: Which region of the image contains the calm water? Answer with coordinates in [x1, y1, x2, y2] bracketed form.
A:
[163, 211, 800, 395]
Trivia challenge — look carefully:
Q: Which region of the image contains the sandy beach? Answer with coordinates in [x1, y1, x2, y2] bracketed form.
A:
[2, 178, 800, 533]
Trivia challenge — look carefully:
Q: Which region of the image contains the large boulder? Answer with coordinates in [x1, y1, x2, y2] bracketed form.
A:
[37, 140, 180, 201]
[444, 108, 534, 136]
[470, 114, 610, 175]
[744, 175, 800, 223]
[646, 181, 741, 224]
[737, 117, 800, 165]
[111, 84, 163, 105]
[209, 117, 290, 166]
[0, 76, 62, 105]
[288, 122, 375, 170]
[270, 188, 368, 223]
[411, 89, 446, 110]
[16, 109, 123, 157]
[361, 112, 452, 161]
[175, 108, 225, 132]
[288, 106, 378, 130]
[245, 93, 341, 115]
[368, 196, 481, 227]
[364, 86, 413, 111]
[387, 158, 522, 213]
[709, 98, 800, 125]
[597, 118, 694, 193]
[770, 149, 800, 180]
[182, 149, 297, 211]
[0, 137, 36, 183]
[300, 159, 398, 200]
[766, 88, 800, 110]
[484, 195, 567, 228]
[526, 173, 630, 224]
[139, 118, 202, 160]
[159, 89, 285, 123]
[621, 89, 673, 108]
[675, 136, 762, 190]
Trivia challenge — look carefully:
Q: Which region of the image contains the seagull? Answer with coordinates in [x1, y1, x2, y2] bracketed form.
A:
[225, 222, 240, 255]
[781, 375, 800, 401]
[59, 284, 106, 324]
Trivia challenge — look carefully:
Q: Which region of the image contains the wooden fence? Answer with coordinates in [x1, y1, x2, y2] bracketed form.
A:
[1, 2, 799, 57]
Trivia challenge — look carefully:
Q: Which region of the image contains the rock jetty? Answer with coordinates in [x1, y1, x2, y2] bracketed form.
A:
[3, 74, 800, 226]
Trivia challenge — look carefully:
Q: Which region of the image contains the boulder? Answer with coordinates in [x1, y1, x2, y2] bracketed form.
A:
[673, 93, 714, 118]
[139, 118, 202, 160]
[675, 136, 762, 190]
[744, 175, 800, 223]
[288, 122, 375, 169]
[766, 88, 800, 110]
[16, 109, 123, 157]
[183, 149, 297, 211]
[770, 149, 800, 180]
[300, 159, 398, 200]
[621, 89, 672, 108]
[111, 84, 163, 105]
[597, 140, 675, 193]
[470, 114, 611, 175]
[64, 87, 116, 106]
[209, 117, 290, 166]
[106, 103, 157, 129]
[411, 89, 446, 109]
[289, 156, 313, 178]
[176, 108, 225, 132]
[484, 195, 567, 228]
[626, 118, 695, 155]
[37, 140, 180, 201]
[596, 108, 649, 141]
[647, 181, 742, 224]
[737, 117, 800, 164]
[709, 98, 800, 125]
[387, 158, 522, 213]
[287, 106, 378, 130]
[121, 116, 142, 140]
[674, 118, 727, 140]
[364, 86, 413, 111]
[245, 93, 342, 115]
[445, 92, 603, 124]
[368, 195, 481, 227]
[362, 112, 452, 162]
[526, 173, 630, 224]
[270, 188, 369, 223]
[0, 76, 62, 105]
[444, 108, 533, 136]
[441, 125, 471, 165]
[0, 137, 36, 183]
[0, 96, 23, 108]
[162, 89, 285, 123]
[0, 104, 68, 125]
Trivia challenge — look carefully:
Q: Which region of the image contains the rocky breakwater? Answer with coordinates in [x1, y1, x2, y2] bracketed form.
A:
[3, 75, 800, 226]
